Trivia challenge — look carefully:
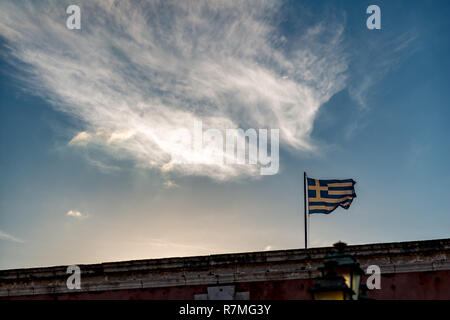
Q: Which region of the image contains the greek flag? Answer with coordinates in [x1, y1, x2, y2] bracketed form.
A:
[307, 178, 356, 214]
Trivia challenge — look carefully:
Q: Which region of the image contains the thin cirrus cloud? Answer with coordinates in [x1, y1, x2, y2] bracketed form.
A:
[66, 210, 88, 219]
[0, 230, 24, 243]
[68, 131, 91, 146]
[0, 0, 348, 180]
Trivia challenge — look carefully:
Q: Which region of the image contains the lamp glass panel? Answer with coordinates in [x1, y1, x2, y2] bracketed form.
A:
[351, 273, 361, 300]
[342, 273, 351, 288]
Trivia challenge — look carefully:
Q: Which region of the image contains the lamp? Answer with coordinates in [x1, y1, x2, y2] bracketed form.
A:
[310, 242, 364, 300]
[310, 260, 354, 300]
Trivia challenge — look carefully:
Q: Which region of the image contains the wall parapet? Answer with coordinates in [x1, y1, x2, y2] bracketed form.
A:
[1, 238, 449, 297]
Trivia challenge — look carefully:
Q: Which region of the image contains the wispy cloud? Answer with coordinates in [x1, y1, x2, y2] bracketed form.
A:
[342, 30, 417, 139]
[0, 230, 24, 243]
[0, 0, 348, 180]
[163, 180, 179, 189]
[68, 131, 91, 146]
[348, 32, 417, 109]
[66, 210, 88, 219]
[129, 238, 210, 251]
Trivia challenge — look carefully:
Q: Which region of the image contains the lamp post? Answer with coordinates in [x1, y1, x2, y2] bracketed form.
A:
[310, 242, 365, 300]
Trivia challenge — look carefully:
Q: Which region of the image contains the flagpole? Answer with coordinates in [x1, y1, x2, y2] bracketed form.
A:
[304, 171, 308, 249]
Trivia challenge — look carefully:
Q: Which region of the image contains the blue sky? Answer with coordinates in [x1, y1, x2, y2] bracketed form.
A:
[1, 0, 450, 269]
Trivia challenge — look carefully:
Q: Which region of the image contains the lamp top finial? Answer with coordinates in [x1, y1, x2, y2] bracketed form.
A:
[333, 241, 347, 253]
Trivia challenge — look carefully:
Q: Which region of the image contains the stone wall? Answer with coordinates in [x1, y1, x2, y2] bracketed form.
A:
[1, 238, 449, 299]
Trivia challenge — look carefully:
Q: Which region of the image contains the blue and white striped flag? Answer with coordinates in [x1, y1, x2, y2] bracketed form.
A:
[307, 178, 356, 214]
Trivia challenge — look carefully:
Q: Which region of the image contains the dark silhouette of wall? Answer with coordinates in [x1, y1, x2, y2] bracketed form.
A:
[1, 238, 449, 300]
